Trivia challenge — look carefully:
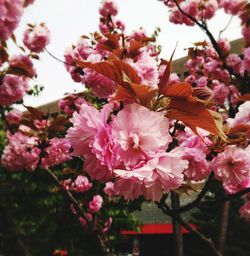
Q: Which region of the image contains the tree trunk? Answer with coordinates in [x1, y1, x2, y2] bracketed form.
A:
[171, 192, 184, 256]
[216, 201, 230, 255]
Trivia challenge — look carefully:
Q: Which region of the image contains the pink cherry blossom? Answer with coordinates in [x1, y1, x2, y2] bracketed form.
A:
[219, 0, 246, 15]
[212, 81, 229, 105]
[133, 50, 159, 87]
[1, 132, 41, 172]
[99, 0, 118, 17]
[113, 148, 188, 201]
[23, 23, 50, 53]
[0, 75, 28, 106]
[71, 175, 92, 193]
[41, 138, 72, 169]
[6, 109, 22, 124]
[211, 145, 250, 194]
[183, 148, 210, 181]
[104, 182, 116, 196]
[226, 54, 243, 74]
[0, 0, 23, 41]
[88, 195, 103, 213]
[111, 103, 172, 168]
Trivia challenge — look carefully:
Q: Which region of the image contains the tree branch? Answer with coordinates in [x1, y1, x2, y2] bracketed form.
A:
[157, 202, 221, 256]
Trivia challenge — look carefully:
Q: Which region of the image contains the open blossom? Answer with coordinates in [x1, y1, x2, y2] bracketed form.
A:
[67, 102, 112, 157]
[0, 75, 28, 106]
[104, 181, 116, 196]
[183, 148, 210, 181]
[6, 109, 22, 124]
[0, 0, 23, 41]
[88, 195, 103, 213]
[1, 132, 40, 172]
[23, 23, 50, 53]
[111, 103, 172, 168]
[61, 176, 92, 193]
[114, 149, 188, 201]
[133, 51, 159, 88]
[211, 145, 250, 194]
[226, 54, 243, 74]
[9, 54, 36, 78]
[41, 138, 72, 169]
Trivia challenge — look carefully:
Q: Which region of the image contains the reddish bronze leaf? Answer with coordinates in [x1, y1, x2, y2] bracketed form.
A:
[24, 106, 43, 120]
[235, 94, 250, 103]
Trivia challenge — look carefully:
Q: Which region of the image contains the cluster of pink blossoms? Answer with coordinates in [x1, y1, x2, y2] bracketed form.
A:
[61, 175, 92, 193]
[67, 102, 189, 201]
[64, 0, 160, 99]
[23, 23, 50, 53]
[1, 130, 72, 171]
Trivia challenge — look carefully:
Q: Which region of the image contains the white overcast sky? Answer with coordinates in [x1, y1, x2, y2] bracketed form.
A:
[11, 0, 242, 107]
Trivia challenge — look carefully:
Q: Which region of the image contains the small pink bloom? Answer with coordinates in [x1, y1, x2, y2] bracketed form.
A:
[71, 175, 92, 193]
[88, 195, 103, 213]
[23, 23, 50, 53]
[41, 138, 71, 169]
[1, 132, 40, 172]
[0, 75, 28, 106]
[104, 182, 116, 196]
[99, 0, 118, 17]
[6, 109, 22, 124]
[211, 145, 250, 194]
[183, 148, 210, 181]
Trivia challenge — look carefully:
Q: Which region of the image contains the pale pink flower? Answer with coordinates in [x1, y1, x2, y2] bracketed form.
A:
[41, 138, 72, 169]
[88, 195, 103, 213]
[1, 132, 40, 172]
[23, 23, 50, 53]
[6, 109, 22, 124]
[183, 148, 210, 181]
[111, 103, 172, 168]
[114, 149, 188, 201]
[226, 54, 243, 74]
[134, 50, 159, 88]
[0, 75, 28, 106]
[211, 145, 250, 194]
[212, 81, 229, 105]
[0, 0, 23, 40]
[71, 175, 92, 193]
[84, 153, 112, 181]
[67, 102, 113, 159]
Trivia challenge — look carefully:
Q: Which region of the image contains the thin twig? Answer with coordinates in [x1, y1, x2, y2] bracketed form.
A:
[45, 168, 107, 256]
[174, 173, 214, 213]
[157, 202, 221, 256]
[219, 15, 234, 38]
